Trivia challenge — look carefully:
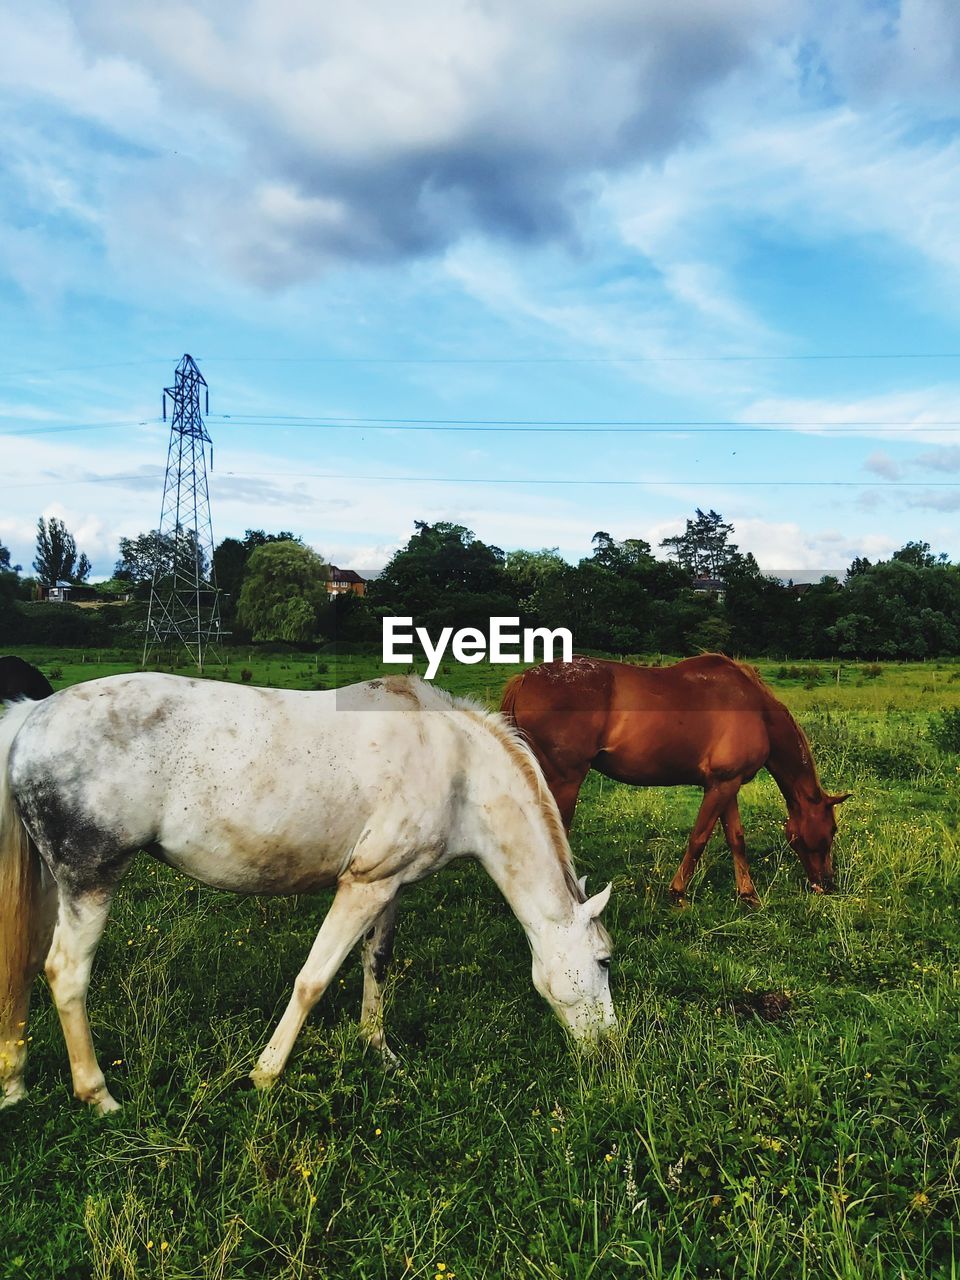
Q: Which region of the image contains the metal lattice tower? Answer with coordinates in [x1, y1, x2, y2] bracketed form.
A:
[142, 354, 223, 670]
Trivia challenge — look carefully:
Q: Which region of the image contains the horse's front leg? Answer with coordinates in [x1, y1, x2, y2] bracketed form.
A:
[251, 877, 398, 1090]
[668, 780, 740, 902]
[360, 895, 400, 1066]
[720, 796, 760, 908]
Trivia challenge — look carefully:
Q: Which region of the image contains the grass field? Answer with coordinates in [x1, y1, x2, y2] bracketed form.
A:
[3, 647, 960, 1278]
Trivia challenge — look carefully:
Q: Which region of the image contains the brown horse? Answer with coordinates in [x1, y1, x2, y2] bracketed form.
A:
[0, 657, 54, 702]
[501, 654, 850, 906]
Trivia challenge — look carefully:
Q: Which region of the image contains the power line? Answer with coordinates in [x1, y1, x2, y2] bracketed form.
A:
[4, 351, 960, 378]
[212, 415, 960, 434]
[1, 419, 160, 436]
[4, 469, 960, 491]
[6, 414, 960, 438]
[228, 472, 960, 488]
[202, 352, 960, 364]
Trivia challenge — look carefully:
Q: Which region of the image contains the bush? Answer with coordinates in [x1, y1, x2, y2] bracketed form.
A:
[778, 664, 823, 684]
[240, 668, 253, 683]
[0, 602, 119, 647]
[860, 744, 923, 780]
[863, 663, 884, 680]
[930, 707, 960, 753]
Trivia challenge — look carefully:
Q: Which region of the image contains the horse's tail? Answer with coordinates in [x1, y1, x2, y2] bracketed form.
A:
[0, 701, 41, 1039]
[499, 673, 526, 727]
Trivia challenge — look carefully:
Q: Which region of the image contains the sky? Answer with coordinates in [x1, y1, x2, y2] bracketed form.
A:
[2, 0, 960, 580]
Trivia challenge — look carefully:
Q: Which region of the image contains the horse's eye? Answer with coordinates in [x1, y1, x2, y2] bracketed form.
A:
[598, 957, 611, 971]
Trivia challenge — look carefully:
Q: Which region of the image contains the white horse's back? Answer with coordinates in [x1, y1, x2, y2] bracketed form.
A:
[11, 672, 472, 894]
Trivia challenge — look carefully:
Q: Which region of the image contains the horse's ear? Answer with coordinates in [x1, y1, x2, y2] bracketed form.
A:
[827, 791, 853, 806]
[581, 882, 612, 919]
[578, 874, 588, 896]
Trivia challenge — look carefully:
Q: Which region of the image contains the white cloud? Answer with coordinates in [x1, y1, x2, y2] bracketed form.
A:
[2, 0, 801, 289]
[863, 450, 902, 480]
[730, 516, 894, 570]
[610, 98, 960, 324]
[739, 386, 960, 444]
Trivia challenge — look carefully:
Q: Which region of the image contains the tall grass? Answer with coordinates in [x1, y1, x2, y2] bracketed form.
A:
[1, 653, 959, 1277]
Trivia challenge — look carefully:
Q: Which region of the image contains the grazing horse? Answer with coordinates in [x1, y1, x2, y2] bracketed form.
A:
[501, 655, 850, 906]
[0, 673, 615, 1114]
[0, 656, 54, 701]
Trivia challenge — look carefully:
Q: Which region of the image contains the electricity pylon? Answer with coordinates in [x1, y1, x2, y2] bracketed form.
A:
[142, 354, 223, 670]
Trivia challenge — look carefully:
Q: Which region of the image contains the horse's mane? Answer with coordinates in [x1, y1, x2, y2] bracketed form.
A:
[723, 657, 821, 788]
[399, 677, 587, 905]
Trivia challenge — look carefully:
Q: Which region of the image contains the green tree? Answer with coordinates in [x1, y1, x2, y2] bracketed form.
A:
[212, 529, 300, 622]
[660, 508, 745, 579]
[371, 522, 513, 630]
[0, 538, 21, 573]
[236, 541, 330, 643]
[523, 533, 690, 653]
[115, 530, 175, 585]
[845, 555, 872, 580]
[503, 548, 566, 613]
[241, 529, 300, 554]
[826, 558, 960, 659]
[0, 540, 18, 614]
[722, 565, 794, 655]
[589, 532, 656, 573]
[34, 516, 91, 585]
[115, 528, 207, 601]
[212, 537, 248, 604]
[891, 540, 948, 568]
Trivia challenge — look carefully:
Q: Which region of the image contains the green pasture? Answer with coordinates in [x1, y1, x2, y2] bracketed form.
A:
[2, 648, 960, 1278]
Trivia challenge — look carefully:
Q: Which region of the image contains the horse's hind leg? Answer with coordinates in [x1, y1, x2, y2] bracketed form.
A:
[360, 896, 400, 1066]
[44, 889, 119, 1114]
[721, 797, 760, 908]
[1, 864, 58, 1109]
[251, 877, 398, 1090]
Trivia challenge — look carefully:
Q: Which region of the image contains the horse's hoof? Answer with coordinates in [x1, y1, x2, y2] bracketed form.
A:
[738, 893, 762, 910]
[94, 1093, 121, 1116]
[249, 1068, 277, 1092]
[379, 1045, 401, 1073]
[0, 1083, 27, 1110]
[670, 891, 690, 910]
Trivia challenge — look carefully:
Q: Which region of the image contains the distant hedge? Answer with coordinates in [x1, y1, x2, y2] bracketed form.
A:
[0, 601, 128, 647]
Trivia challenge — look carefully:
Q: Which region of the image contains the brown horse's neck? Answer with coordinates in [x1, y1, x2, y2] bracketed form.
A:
[763, 694, 822, 814]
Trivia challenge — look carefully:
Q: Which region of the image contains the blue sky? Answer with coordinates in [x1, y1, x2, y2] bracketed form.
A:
[2, 0, 960, 579]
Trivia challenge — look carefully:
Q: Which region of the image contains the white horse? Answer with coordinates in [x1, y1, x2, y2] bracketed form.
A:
[0, 673, 615, 1114]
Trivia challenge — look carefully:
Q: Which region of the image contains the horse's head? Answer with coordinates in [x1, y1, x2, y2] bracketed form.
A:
[784, 791, 851, 892]
[530, 880, 617, 1040]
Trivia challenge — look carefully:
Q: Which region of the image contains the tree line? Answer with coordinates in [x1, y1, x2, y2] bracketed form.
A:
[1, 510, 959, 660]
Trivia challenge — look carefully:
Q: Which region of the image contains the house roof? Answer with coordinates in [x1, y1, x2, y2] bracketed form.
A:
[329, 565, 365, 583]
